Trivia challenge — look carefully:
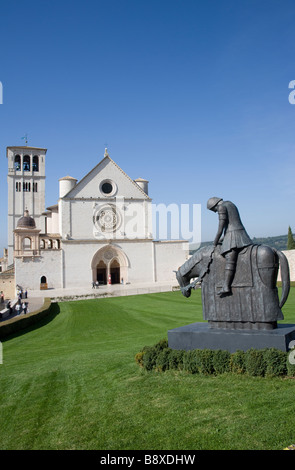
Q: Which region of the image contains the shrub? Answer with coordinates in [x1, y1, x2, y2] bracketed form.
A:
[213, 349, 231, 374]
[198, 349, 215, 375]
[136, 339, 169, 371]
[155, 348, 172, 372]
[245, 348, 267, 377]
[142, 346, 158, 371]
[169, 349, 185, 370]
[230, 350, 246, 374]
[263, 348, 287, 377]
[135, 339, 294, 379]
[183, 350, 200, 374]
[154, 338, 168, 352]
[135, 351, 145, 367]
[183, 349, 215, 375]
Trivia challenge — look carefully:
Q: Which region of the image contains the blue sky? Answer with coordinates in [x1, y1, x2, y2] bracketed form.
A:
[1, 0, 295, 252]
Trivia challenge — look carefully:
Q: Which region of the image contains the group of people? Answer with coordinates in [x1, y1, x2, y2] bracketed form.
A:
[2, 287, 30, 318]
[92, 281, 100, 289]
[17, 287, 28, 300]
[15, 300, 29, 316]
[15, 287, 29, 315]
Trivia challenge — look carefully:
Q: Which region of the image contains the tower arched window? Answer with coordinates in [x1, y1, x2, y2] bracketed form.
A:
[23, 155, 30, 172]
[33, 155, 39, 172]
[22, 237, 32, 250]
[14, 155, 21, 171]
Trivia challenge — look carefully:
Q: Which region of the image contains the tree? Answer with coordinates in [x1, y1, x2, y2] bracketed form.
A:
[287, 226, 295, 250]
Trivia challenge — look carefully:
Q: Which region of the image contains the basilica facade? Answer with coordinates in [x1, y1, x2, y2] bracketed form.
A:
[6, 146, 188, 292]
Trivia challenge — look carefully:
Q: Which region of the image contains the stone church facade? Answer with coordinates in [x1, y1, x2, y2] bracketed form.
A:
[6, 146, 188, 292]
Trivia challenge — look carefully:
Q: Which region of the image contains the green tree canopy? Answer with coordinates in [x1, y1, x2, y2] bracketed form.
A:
[287, 226, 295, 250]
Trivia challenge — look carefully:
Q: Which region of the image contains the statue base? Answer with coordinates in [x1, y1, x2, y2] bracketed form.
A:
[168, 322, 295, 353]
[208, 320, 278, 330]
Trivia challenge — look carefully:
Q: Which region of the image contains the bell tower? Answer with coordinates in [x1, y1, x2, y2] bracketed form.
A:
[6, 145, 47, 265]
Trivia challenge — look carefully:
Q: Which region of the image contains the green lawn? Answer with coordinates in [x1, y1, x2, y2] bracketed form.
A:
[0, 288, 295, 450]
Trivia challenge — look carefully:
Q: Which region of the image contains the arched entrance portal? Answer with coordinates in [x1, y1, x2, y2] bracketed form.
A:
[96, 260, 107, 285]
[110, 259, 120, 284]
[91, 245, 129, 285]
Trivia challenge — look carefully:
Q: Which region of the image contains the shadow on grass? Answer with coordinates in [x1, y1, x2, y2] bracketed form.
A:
[1, 302, 61, 342]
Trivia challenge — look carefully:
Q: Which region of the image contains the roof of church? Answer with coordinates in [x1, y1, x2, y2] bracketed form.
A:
[43, 204, 58, 214]
[107, 156, 150, 198]
[63, 151, 151, 199]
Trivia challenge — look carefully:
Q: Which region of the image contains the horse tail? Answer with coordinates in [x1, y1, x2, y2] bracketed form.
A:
[274, 248, 290, 308]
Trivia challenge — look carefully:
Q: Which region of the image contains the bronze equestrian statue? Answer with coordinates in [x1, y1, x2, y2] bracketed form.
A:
[176, 198, 290, 330]
[207, 197, 252, 296]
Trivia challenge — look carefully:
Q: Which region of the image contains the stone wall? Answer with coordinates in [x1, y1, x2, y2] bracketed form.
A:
[277, 249, 295, 282]
[0, 268, 15, 300]
[153, 240, 189, 282]
[15, 250, 62, 291]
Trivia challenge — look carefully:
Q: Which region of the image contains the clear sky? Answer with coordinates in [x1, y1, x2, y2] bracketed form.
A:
[1, 0, 295, 253]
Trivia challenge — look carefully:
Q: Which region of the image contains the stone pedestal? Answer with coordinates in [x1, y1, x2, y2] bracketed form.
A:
[168, 322, 295, 353]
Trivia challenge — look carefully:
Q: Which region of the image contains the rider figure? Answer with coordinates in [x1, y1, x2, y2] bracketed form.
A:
[207, 197, 252, 296]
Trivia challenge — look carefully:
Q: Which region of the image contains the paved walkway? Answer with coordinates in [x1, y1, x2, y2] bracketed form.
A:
[0, 296, 46, 322]
[28, 280, 178, 302]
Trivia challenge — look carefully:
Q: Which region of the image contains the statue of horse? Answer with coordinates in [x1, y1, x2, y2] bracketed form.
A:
[176, 243, 290, 330]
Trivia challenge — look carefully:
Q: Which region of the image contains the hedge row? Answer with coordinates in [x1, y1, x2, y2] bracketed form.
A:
[0, 298, 52, 340]
[135, 339, 295, 377]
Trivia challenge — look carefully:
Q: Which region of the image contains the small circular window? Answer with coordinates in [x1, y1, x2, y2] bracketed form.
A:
[100, 179, 117, 196]
[101, 182, 113, 194]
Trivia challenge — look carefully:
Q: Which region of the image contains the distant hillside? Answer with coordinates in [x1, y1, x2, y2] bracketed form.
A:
[190, 234, 292, 255]
[251, 235, 290, 252]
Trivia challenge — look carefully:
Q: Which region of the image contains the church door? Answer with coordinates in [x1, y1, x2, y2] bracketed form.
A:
[110, 259, 120, 284]
[96, 260, 107, 284]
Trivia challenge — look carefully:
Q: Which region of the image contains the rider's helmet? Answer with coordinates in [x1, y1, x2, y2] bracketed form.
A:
[207, 197, 223, 211]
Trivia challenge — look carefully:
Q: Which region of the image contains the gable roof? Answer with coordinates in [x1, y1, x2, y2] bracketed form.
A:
[63, 153, 151, 199]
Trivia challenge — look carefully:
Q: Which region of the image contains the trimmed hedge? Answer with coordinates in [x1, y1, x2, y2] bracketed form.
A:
[135, 339, 295, 378]
[0, 298, 52, 340]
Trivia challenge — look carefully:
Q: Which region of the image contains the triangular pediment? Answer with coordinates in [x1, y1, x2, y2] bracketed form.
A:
[62, 155, 150, 200]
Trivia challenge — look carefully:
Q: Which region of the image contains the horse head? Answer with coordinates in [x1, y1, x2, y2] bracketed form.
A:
[176, 245, 214, 297]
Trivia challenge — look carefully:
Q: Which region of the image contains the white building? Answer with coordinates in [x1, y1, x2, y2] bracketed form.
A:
[6, 146, 188, 292]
